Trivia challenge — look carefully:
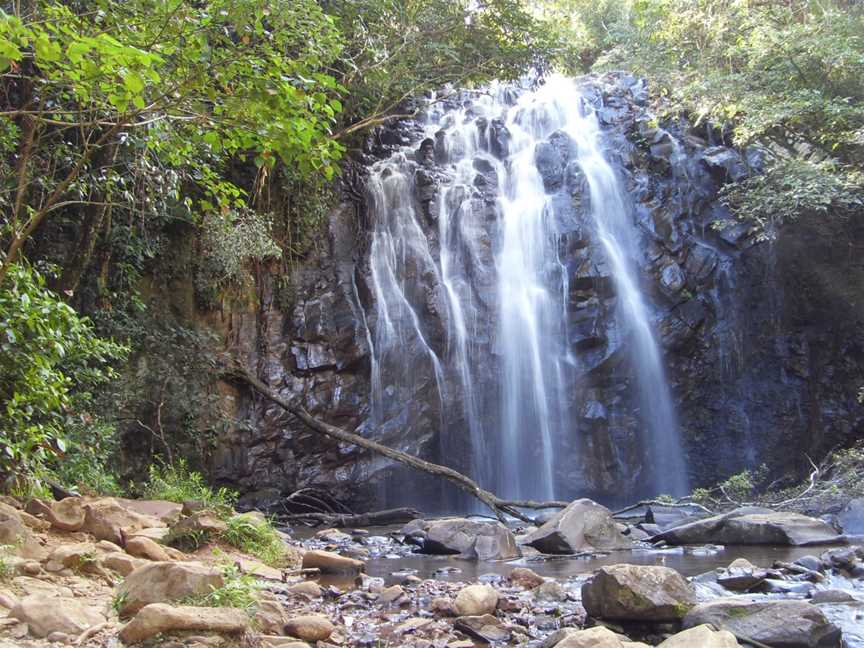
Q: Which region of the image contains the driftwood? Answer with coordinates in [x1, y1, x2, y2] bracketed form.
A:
[612, 499, 714, 518]
[226, 367, 566, 523]
[279, 507, 422, 527]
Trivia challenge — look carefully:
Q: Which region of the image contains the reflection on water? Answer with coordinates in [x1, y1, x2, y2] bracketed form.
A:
[362, 544, 848, 584]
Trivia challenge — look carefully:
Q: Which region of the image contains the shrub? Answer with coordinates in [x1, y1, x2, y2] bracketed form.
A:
[0, 263, 127, 490]
[223, 514, 289, 567]
[142, 459, 236, 510]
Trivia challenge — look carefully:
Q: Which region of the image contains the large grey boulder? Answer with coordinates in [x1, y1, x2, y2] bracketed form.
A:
[838, 498, 864, 535]
[401, 518, 520, 560]
[654, 507, 845, 546]
[581, 564, 696, 621]
[683, 598, 841, 647]
[520, 499, 632, 554]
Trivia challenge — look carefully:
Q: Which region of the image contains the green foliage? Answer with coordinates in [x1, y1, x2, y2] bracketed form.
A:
[223, 514, 288, 568]
[183, 562, 261, 612]
[719, 159, 864, 239]
[0, 263, 126, 487]
[142, 459, 236, 510]
[549, 0, 864, 234]
[0, 547, 12, 581]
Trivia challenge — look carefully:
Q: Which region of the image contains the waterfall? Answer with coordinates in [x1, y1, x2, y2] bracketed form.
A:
[365, 74, 688, 506]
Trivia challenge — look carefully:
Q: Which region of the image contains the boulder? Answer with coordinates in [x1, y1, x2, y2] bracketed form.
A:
[657, 624, 740, 647]
[454, 584, 499, 616]
[125, 536, 171, 562]
[510, 567, 545, 589]
[81, 498, 162, 544]
[520, 499, 632, 554]
[301, 549, 364, 574]
[0, 502, 48, 531]
[546, 626, 648, 648]
[44, 542, 97, 571]
[581, 564, 696, 621]
[119, 604, 248, 643]
[102, 553, 147, 576]
[654, 508, 845, 546]
[535, 580, 568, 601]
[838, 497, 864, 535]
[283, 615, 335, 642]
[684, 598, 842, 648]
[400, 518, 520, 560]
[117, 499, 183, 524]
[117, 561, 224, 617]
[9, 595, 106, 638]
[0, 508, 31, 546]
[46, 497, 86, 531]
[254, 598, 289, 635]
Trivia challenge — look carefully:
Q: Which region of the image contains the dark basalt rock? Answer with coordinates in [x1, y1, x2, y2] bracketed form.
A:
[207, 72, 864, 512]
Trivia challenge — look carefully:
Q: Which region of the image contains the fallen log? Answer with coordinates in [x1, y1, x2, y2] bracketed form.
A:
[226, 367, 565, 523]
[279, 507, 423, 527]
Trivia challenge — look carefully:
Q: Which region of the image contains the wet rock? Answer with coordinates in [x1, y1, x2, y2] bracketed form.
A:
[431, 596, 456, 616]
[838, 497, 864, 535]
[535, 580, 568, 601]
[283, 615, 335, 642]
[454, 614, 510, 643]
[117, 561, 224, 616]
[510, 566, 545, 589]
[700, 146, 748, 182]
[582, 564, 696, 621]
[796, 555, 825, 572]
[119, 604, 248, 643]
[521, 499, 632, 554]
[716, 557, 769, 591]
[811, 589, 858, 603]
[401, 518, 520, 560]
[657, 624, 740, 647]
[655, 508, 845, 546]
[9, 595, 106, 638]
[301, 549, 365, 574]
[288, 581, 322, 599]
[684, 598, 841, 648]
[454, 584, 499, 616]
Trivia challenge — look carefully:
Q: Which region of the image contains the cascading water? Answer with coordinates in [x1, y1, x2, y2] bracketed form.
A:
[365, 74, 688, 505]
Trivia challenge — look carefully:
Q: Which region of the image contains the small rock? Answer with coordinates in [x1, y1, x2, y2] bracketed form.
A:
[510, 567, 545, 589]
[119, 603, 248, 643]
[96, 540, 123, 553]
[9, 595, 106, 638]
[454, 584, 498, 616]
[717, 557, 768, 591]
[315, 528, 351, 544]
[657, 624, 740, 647]
[287, 581, 322, 599]
[535, 580, 568, 601]
[46, 632, 71, 644]
[0, 590, 18, 609]
[431, 597, 456, 616]
[254, 598, 289, 635]
[378, 584, 405, 605]
[125, 536, 172, 561]
[301, 549, 365, 575]
[454, 614, 510, 643]
[168, 511, 227, 539]
[811, 589, 858, 604]
[283, 615, 335, 642]
[102, 552, 146, 576]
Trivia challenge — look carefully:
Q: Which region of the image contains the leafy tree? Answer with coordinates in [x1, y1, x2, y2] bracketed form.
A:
[544, 0, 864, 234]
[0, 262, 126, 487]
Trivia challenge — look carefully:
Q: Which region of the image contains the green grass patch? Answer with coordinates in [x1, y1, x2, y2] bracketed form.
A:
[222, 513, 289, 567]
[182, 562, 260, 612]
[142, 459, 236, 510]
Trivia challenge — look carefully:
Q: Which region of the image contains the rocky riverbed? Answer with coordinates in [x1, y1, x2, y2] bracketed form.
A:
[1, 495, 862, 647]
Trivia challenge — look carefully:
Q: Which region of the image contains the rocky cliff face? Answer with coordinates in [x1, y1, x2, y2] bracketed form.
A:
[210, 73, 864, 512]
